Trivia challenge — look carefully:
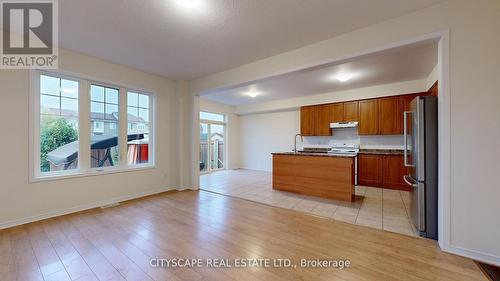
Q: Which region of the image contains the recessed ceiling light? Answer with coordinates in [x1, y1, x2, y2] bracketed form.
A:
[336, 73, 353, 82]
[247, 91, 258, 98]
[174, 0, 205, 10]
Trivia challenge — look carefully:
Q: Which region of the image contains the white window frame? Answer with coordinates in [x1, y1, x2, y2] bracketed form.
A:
[30, 69, 157, 182]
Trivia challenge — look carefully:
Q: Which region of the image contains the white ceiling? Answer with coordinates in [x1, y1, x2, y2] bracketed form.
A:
[201, 41, 438, 106]
[59, 0, 445, 80]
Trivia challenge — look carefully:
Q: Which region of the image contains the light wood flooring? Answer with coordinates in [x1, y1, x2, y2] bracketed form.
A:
[201, 169, 416, 236]
[0, 190, 486, 281]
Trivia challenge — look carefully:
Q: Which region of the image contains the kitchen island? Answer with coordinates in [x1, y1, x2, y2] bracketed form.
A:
[272, 152, 356, 202]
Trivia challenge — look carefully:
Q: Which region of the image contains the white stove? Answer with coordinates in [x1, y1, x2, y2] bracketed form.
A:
[329, 144, 359, 186]
[328, 143, 360, 155]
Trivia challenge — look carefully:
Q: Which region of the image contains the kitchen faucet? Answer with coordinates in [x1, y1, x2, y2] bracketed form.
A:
[294, 134, 303, 153]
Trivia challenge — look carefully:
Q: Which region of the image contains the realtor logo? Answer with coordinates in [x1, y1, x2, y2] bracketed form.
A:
[1, 0, 58, 69]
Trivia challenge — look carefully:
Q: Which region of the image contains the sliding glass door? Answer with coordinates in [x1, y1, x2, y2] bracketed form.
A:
[200, 112, 226, 174]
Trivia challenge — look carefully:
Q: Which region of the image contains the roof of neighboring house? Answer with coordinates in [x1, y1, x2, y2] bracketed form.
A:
[200, 132, 224, 141]
[49, 108, 146, 123]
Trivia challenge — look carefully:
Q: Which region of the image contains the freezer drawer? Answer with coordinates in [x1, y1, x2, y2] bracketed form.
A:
[404, 175, 425, 233]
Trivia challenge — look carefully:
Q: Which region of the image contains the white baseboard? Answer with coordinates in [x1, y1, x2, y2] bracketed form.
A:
[446, 245, 500, 266]
[0, 186, 177, 230]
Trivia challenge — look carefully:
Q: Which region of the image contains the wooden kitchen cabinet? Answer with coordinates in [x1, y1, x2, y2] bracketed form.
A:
[358, 154, 409, 191]
[300, 105, 332, 136]
[316, 104, 333, 136]
[301, 91, 433, 137]
[332, 101, 358, 122]
[381, 155, 409, 190]
[344, 101, 359, 121]
[332, 103, 345, 122]
[300, 106, 316, 136]
[358, 99, 379, 135]
[379, 96, 402, 135]
[357, 154, 382, 187]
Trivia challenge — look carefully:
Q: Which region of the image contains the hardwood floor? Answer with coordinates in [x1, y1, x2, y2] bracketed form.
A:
[0, 190, 486, 281]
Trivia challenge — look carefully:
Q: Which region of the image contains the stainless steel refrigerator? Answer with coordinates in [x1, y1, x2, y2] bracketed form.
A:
[403, 96, 438, 240]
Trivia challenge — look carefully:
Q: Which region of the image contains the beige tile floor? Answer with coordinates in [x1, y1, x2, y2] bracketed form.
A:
[200, 169, 418, 237]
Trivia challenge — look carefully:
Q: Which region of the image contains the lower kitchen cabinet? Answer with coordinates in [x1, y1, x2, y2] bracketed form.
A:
[357, 154, 382, 187]
[358, 154, 409, 191]
[381, 155, 409, 190]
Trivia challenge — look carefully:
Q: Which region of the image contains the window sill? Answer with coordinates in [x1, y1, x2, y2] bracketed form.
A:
[30, 164, 156, 183]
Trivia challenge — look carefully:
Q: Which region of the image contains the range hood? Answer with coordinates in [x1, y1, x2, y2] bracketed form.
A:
[330, 121, 358, 128]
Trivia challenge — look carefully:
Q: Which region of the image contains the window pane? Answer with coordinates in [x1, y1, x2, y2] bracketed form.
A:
[40, 75, 60, 96]
[210, 124, 225, 170]
[39, 75, 79, 174]
[91, 102, 104, 120]
[138, 108, 149, 123]
[199, 123, 208, 172]
[138, 94, 149, 108]
[105, 88, 119, 104]
[40, 94, 60, 115]
[61, 79, 78, 98]
[105, 104, 118, 118]
[127, 92, 138, 107]
[200, 111, 225, 122]
[61, 98, 78, 117]
[128, 106, 138, 120]
[127, 91, 151, 166]
[91, 86, 119, 168]
[90, 85, 104, 102]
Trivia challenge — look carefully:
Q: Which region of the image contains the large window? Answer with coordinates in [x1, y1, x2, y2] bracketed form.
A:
[33, 71, 155, 179]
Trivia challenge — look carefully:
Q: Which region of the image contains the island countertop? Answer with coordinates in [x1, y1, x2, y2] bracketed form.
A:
[272, 153, 355, 202]
[271, 152, 357, 158]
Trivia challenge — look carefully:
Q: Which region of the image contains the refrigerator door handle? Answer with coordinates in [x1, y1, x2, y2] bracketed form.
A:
[403, 175, 418, 188]
[403, 111, 414, 167]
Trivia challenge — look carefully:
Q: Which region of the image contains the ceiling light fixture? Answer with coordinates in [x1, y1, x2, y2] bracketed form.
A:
[174, 0, 205, 10]
[247, 90, 258, 98]
[336, 73, 353, 82]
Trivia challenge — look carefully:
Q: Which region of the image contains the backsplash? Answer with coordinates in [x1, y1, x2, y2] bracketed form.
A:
[302, 128, 405, 150]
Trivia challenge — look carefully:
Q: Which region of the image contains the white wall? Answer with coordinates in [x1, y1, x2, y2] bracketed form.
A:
[191, 0, 500, 265]
[240, 110, 299, 171]
[0, 48, 180, 228]
[199, 98, 240, 169]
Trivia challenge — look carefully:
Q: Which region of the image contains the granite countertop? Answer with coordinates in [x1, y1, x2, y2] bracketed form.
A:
[272, 152, 357, 158]
[359, 149, 404, 155]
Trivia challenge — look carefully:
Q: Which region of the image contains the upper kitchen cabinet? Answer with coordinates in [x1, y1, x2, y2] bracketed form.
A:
[379, 96, 402, 135]
[300, 106, 316, 136]
[300, 104, 332, 136]
[316, 104, 333, 136]
[344, 101, 359, 121]
[358, 99, 379, 135]
[331, 101, 359, 122]
[332, 103, 344, 122]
